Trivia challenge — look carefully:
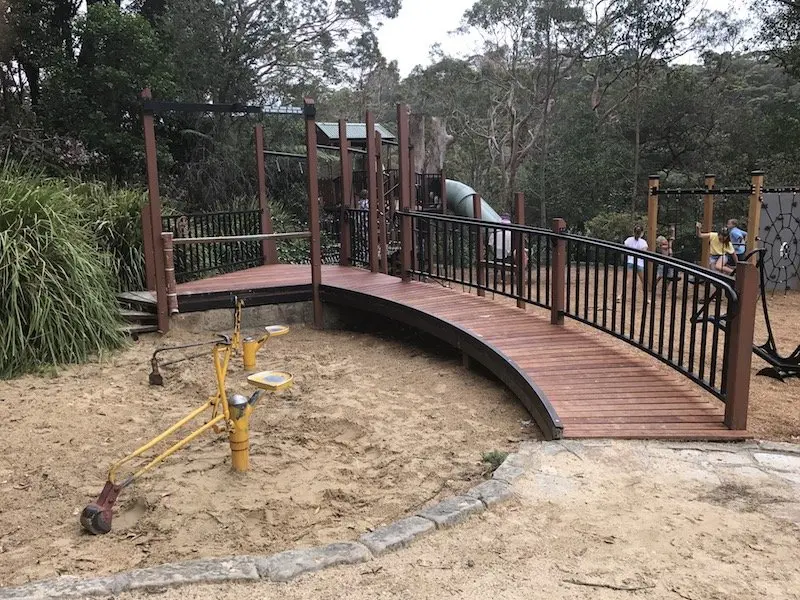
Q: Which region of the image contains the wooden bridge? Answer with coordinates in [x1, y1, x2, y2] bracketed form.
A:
[174, 262, 754, 441]
[138, 98, 759, 442]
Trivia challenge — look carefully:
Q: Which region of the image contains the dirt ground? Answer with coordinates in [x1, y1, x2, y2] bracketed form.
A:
[0, 324, 536, 587]
[120, 440, 800, 600]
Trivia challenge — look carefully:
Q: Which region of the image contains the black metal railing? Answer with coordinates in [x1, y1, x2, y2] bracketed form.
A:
[347, 208, 371, 268]
[396, 211, 739, 402]
[162, 210, 263, 282]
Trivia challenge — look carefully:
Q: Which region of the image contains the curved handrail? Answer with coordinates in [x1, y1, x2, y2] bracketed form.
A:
[394, 209, 741, 402]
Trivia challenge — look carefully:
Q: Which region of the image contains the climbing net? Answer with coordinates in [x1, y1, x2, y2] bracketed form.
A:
[760, 190, 800, 294]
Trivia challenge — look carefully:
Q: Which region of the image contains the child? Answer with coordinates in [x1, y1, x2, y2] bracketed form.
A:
[696, 222, 737, 275]
[654, 234, 674, 284]
[617, 225, 648, 302]
[726, 218, 747, 262]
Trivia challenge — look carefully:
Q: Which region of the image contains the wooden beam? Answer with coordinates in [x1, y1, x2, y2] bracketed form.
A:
[255, 124, 278, 264]
[397, 104, 413, 282]
[747, 170, 765, 262]
[141, 88, 169, 333]
[702, 174, 715, 268]
[376, 130, 388, 274]
[366, 111, 379, 273]
[551, 218, 567, 326]
[724, 262, 758, 430]
[304, 98, 323, 328]
[339, 119, 352, 267]
[514, 192, 526, 309]
[474, 194, 485, 297]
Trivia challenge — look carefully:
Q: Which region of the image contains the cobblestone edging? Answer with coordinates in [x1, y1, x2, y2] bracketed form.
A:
[0, 450, 531, 599]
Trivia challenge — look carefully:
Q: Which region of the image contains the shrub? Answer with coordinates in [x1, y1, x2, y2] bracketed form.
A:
[585, 211, 645, 244]
[0, 170, 126, 378]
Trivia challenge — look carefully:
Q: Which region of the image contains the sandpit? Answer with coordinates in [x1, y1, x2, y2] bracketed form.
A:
[0, 322, 537, 587]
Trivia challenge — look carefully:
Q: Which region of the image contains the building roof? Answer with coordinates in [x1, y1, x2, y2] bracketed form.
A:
[317, 122, 396, 141]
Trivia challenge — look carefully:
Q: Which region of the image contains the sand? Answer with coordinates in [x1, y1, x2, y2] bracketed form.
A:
[0, 324, 535, 587]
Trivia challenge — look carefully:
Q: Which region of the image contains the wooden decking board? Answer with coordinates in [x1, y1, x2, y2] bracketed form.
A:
[175, 264, 746, 441]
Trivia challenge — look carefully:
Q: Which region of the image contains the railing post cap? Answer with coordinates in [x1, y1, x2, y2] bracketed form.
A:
[704, 173, 716, 179]
[648, 174, 660, 181]
[751, 169, 765, 176]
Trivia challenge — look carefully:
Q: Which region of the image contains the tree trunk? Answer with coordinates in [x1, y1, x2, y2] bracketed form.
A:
[409, 115, 453, 174]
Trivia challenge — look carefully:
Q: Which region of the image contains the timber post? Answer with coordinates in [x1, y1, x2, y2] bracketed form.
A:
[397, 104, 413, 282]
[702, 174, 716, 268]
[365, 111, 379, 273]
[141, 203, 155, 291]
[338, 119, 352, 267]
[376, 130, 388, 273]
[647, 175, 659, 295]
[255, 124, 277, 264]
[551, 218, 567, 326]
[141, 88, 169, 333]
[304, 98, 323, 328]
[473, 194, 485, 297]
[161, 232, 178, 315]
[514, 192, 526, 309]
[724, 262, 758, 430]
[747, 170, 765, 262]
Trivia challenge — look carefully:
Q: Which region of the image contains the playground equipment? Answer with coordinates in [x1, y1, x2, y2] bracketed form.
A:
[444, 179, 502, 222]
[760, 191, 800, 293]
[81, 325, 292, 535]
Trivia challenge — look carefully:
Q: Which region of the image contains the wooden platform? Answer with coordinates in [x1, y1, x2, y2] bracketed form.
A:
[176, 265, 749, 441]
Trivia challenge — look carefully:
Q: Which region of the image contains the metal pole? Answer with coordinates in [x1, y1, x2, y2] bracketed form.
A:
[141, 88, 169, 333]
[161, 232, 179, 315]
[304, 98, 323, 328]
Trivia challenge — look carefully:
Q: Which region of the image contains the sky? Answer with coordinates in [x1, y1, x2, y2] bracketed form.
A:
[376, 0, 744, 77]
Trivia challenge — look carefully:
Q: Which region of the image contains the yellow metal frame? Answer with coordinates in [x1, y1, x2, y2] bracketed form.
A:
[109, 340, 235, 486]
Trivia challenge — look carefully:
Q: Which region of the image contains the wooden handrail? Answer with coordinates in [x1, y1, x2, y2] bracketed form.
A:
[171, 232, 310, 244]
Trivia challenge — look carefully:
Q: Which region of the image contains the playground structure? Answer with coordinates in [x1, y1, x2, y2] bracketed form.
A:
[650, 176, 800, 380]
[134, 93, 800, 440]
[81, 299, 293, 535]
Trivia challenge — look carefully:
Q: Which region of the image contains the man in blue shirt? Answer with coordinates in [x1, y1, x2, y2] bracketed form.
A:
[727, 219, 747, 261]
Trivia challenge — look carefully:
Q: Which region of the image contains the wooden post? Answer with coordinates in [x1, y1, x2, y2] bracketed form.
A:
[338, 120, 352, 267]
[702, 173, 716, 268]
[747, 170, 765, 262]
[514, 192, 526, 309]
[255, 124, 277, 264]
[141, 203, 155, 291]
[161, 232, 179, 315]
[376, 130, 388, 274]
[440, 169, 446, 214]
[724, 262, 758, 430]
[551, 218, 567, 326]
[141, 88, 169, 333]
[365, 111, 379, 273]
[646, 176, 659, 295]
[304, 98, 323, 328]
[474, 194, 485, 297]
[397, 104, 413, 282]
[409, 144, 418, 273]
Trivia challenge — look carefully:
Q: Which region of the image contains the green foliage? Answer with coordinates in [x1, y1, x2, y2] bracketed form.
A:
[69, 182, 149, 292]
[0, 168, 126, 379]
[585, 212, 646, 243]
[481, 450, 509, 473]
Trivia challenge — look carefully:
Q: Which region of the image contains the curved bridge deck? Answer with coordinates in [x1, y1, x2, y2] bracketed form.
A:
[176, 265, 749, 441]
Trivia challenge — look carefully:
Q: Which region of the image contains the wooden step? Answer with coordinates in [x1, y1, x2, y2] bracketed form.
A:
[120, 324, 159, 336]
[116, 291, 156, 310]
[119, 308, 157, 322]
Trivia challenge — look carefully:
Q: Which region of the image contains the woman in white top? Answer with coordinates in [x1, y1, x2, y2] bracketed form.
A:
[619, 224, 648, 302]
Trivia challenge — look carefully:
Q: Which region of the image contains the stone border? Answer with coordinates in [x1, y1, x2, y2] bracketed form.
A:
[0, 452, 525, 599]
[4, 439, 795, 599]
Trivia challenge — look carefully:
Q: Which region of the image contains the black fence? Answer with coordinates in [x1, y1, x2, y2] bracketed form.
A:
[394, 211, 739, 402]
[347, 208, 370, 268]
[161, 210, 262, 282]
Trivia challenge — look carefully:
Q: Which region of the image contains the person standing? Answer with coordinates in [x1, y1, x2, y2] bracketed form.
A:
[726, 218, 747, 262]
[617, 224, 649, 302]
